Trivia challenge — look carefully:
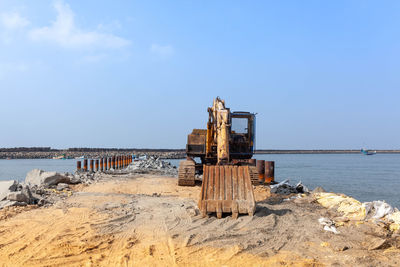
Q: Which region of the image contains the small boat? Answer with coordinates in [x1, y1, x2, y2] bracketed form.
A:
[361, 148, 376, 155]
[53, 154, 73, 159]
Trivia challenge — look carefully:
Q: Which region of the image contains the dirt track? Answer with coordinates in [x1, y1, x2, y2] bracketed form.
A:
[0, 174, 399, 266]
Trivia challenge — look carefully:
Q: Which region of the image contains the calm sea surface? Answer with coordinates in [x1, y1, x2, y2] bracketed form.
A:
[1, 154, 399, 208]
[170, 154, 400, 208]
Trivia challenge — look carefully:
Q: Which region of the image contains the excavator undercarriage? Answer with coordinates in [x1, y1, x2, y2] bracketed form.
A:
[177, 159, 196, 186]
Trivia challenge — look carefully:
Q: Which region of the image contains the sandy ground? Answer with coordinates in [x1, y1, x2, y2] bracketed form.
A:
[0, 174, 399, 267]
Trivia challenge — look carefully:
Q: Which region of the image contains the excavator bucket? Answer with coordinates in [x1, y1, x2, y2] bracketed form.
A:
[199, 165, 256, 219]
[178, 159, 196, 186]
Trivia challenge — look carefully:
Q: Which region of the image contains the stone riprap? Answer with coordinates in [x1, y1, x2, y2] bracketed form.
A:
[0, 150, 185, 159]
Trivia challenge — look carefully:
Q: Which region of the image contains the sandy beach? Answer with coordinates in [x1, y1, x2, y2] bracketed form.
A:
[0, 173, 399, 266]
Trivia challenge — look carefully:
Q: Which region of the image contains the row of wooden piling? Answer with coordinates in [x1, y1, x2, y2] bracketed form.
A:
[249, 159, 275, 183]
[76, 155, 133, 172]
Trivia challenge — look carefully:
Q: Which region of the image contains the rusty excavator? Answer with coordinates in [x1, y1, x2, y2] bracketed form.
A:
[178, 97, 258, 219]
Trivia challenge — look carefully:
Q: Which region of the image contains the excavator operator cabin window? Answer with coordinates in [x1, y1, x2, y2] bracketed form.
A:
[231, 117, 248, 134]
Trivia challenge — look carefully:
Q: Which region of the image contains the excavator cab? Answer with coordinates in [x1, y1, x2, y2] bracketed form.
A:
[230, 112, 255, 158]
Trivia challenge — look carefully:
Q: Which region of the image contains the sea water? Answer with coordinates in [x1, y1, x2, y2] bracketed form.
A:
[169, 153, 400, 208]
[0, 159, 78, 182]
[1, 154, 399, 208]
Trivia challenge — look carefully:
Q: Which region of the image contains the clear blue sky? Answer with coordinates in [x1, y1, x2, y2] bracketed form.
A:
[0, 0, 399, 149]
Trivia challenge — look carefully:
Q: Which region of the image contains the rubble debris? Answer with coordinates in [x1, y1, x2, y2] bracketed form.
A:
[21, 185, 34, 204]
[368, 237, 388, 250]
[0, 158, 178, 211]
[125, 157, 178, 176]
[387, 212, 400, 231]
[295, 181, 309, 193]
[25, 169, 71, 187]
[0, 200, 26, 209]
[318, 217, 340, 234]
[364, 200, 394, 219]
[0, 169, 103, 210]
[270, 179, 309, 195]
[314, 192, 400, 231]
[0, 180, 18, 201]
[7, 192, 29, 203]
[56, 183, 69, 191]
[314, 193, 366, 220]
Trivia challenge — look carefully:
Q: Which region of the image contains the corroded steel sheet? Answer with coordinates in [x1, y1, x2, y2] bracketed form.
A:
[199, 165, 255, 219]
[265, 161, 275, 183]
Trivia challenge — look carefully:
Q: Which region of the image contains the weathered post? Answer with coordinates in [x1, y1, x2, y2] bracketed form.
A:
[83, 159, 88, 171]
[100, 158, 103, 171]
[112, 156, 116, 169]
[104, 157, 107, 171]
[95, 159, 99, 172]
[256, 160, 265, 183]
[265, 161, 275, 183]
[90, 159, 94, 172]
[77, 161, 81, 171]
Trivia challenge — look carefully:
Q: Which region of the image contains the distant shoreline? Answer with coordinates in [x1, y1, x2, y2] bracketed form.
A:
[0, 147, 399, 159]
[254, 149, 400, 154]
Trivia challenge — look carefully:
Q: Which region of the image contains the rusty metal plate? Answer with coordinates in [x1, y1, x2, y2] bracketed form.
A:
[198, 165, 255, 219]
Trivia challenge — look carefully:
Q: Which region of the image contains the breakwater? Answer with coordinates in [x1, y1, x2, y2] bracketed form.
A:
[2, 148, 400, 159]
[0, 148, 185, 159]
[255, 149, 400, 154]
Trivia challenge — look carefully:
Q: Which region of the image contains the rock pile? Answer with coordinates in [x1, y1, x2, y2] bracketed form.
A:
[270, 179, 310, 195]
[0, 158, 177, 210]
[0, 169, 104, 210]
[126, 157, 177, 176]
[0, 180, 39, 209]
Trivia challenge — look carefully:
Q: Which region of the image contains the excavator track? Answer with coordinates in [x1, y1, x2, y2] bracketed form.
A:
[198, 165, 256, 219]
[178, 159, 196, 186]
